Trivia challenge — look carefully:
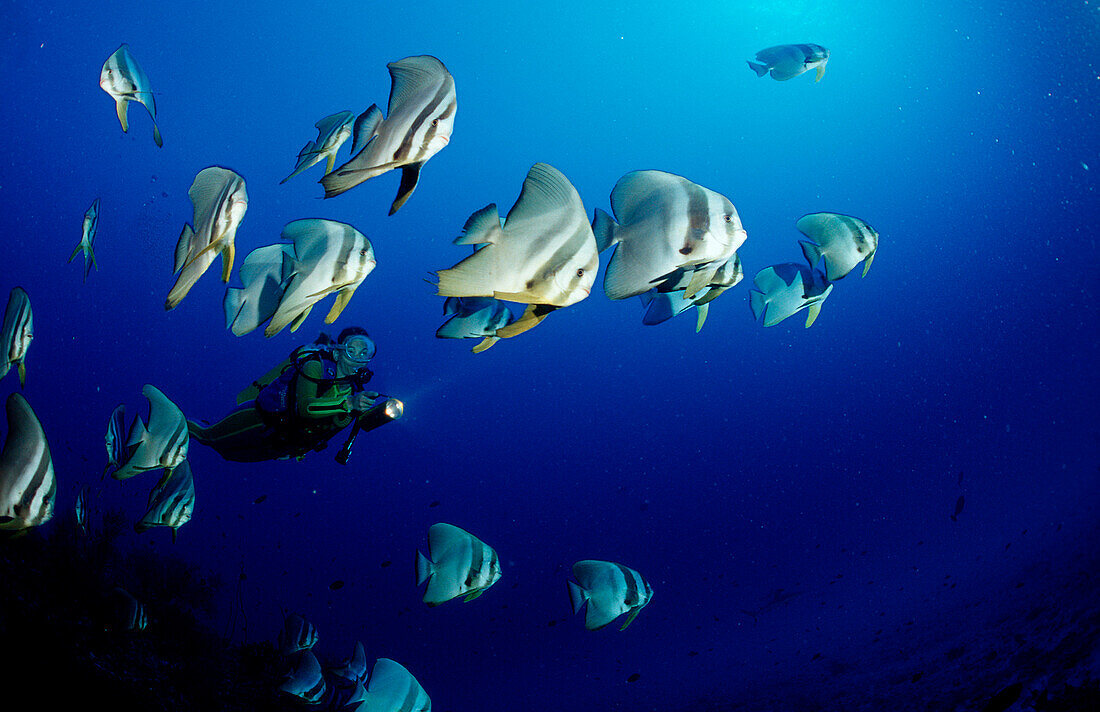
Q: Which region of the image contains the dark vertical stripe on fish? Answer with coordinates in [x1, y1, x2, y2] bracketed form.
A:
[393, 81, 454, 163]
[397, 679, 420, 712]
[616, 563, 640, 606]
[836, 215, 870, 250]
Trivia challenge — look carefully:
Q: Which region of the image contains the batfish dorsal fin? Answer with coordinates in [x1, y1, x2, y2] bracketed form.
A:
[314, 110, 353, 137]
[610, 170, 682, 226]
[350, 105, 384, 156]
[454, 204, 502, 245]
[504, 163, 577, 229]
[386, 55, 444, 117]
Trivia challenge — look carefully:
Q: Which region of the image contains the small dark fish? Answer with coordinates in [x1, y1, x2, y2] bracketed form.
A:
[330, 580, 344, 591]
[626, 673, 640, 683]
[429, 500, 440, 508]
[950, 495, 965, 521]
[380, 560, 392, 568]
[253, 495, 267, 504]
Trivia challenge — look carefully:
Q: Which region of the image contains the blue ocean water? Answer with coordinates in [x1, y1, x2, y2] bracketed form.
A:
[1, 0, 1098, 709]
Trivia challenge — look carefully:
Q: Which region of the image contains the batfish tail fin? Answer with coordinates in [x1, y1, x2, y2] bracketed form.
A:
[591, 208, 619, 253]
[749, 289, 766, 322]
[415, 550, 434, 587]
[799, 240, 822, 268]
[567, 580, 589, 616]
[747, 61, 769, 78]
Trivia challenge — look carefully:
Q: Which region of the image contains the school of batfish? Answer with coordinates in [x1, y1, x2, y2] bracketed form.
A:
[0, 41, 879, 709]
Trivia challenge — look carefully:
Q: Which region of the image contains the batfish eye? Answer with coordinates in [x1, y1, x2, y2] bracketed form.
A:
[724, 215, 732, 223]
[432, 118, 439, 126]
[575, 268, 585, 278]
[359, 249, 368, 256]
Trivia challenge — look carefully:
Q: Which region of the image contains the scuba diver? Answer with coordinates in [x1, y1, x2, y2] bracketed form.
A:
[188, 327, 403, 464]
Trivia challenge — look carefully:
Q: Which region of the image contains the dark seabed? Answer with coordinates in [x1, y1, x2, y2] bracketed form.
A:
[0, 1, 1097, 710]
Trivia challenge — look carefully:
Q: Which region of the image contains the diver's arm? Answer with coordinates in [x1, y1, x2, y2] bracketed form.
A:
[295, 360, 352, 419]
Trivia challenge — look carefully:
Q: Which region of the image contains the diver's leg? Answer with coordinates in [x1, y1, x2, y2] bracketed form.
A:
[187, 405, 266, 448]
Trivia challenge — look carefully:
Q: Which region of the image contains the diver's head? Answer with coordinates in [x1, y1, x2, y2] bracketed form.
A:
[335, 327, 376, 376]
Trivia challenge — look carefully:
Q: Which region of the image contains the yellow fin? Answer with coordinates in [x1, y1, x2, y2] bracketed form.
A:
[324, 153, 336, 175]
[289, 304, 313, 332]
[471, 336, 498, 353]
[805, 303, 822, 328]
[18, 361, 26, 388]
[815, 64, 827, 82]
[115, 98, 129, 132]
[220, 242, 235, 282]
[496, 304, 556, 339]
[324, 287, 356, 323]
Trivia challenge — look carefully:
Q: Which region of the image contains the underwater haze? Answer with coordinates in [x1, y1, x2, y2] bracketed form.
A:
[2, 0, 1098, 710]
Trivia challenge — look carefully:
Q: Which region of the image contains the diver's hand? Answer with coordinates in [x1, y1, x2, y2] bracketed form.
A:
[349, 393, 376, 412]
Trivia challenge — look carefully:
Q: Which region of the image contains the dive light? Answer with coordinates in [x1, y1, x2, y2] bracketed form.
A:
[335, 397, 404, 465]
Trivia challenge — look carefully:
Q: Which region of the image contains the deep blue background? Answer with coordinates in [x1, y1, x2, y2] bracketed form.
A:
[1, 1, 1097, 709]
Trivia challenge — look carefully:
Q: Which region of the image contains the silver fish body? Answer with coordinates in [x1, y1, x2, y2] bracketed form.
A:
[594, 170, 747, 301]
[797, 212, 879, 280]
[135, 459, 195, 541]
[640, 253, 743, 331]
[110, 587, 148, 632]
[110, 385, 188, 482]
[265, 219, 376, 337]
[278, 612, 319, 656]
[167, 167, 248, 310]
[70, 198, 100, 282]
[279, 650, 326, 704]
[99, 44, 162, 146]
[748, 263, 833, 328]
[281, 110, 355, 184]
[0, 393, 55, 530]
[435, 162, 597, 309]
[748, 43, 830, 82]
[568, 560, 653, 631]
[415, 522, 502, 606]
[436, 297, 516, 353]
[322, 55, 456, 214]
[223, 243, 293, 336]
[360, 658, 431, 712]
[0, 287, 32, 387]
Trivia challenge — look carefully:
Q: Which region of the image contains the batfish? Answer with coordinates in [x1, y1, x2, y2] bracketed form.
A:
[321, 55, 456, 214]
[166, 167, 248, 310]
[747, 44, 830, 82]
[99, 44, 163, 146]
[593, 170, 747, 301]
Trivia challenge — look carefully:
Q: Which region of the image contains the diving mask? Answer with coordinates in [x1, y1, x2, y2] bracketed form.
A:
[341, 336, 376, 364]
